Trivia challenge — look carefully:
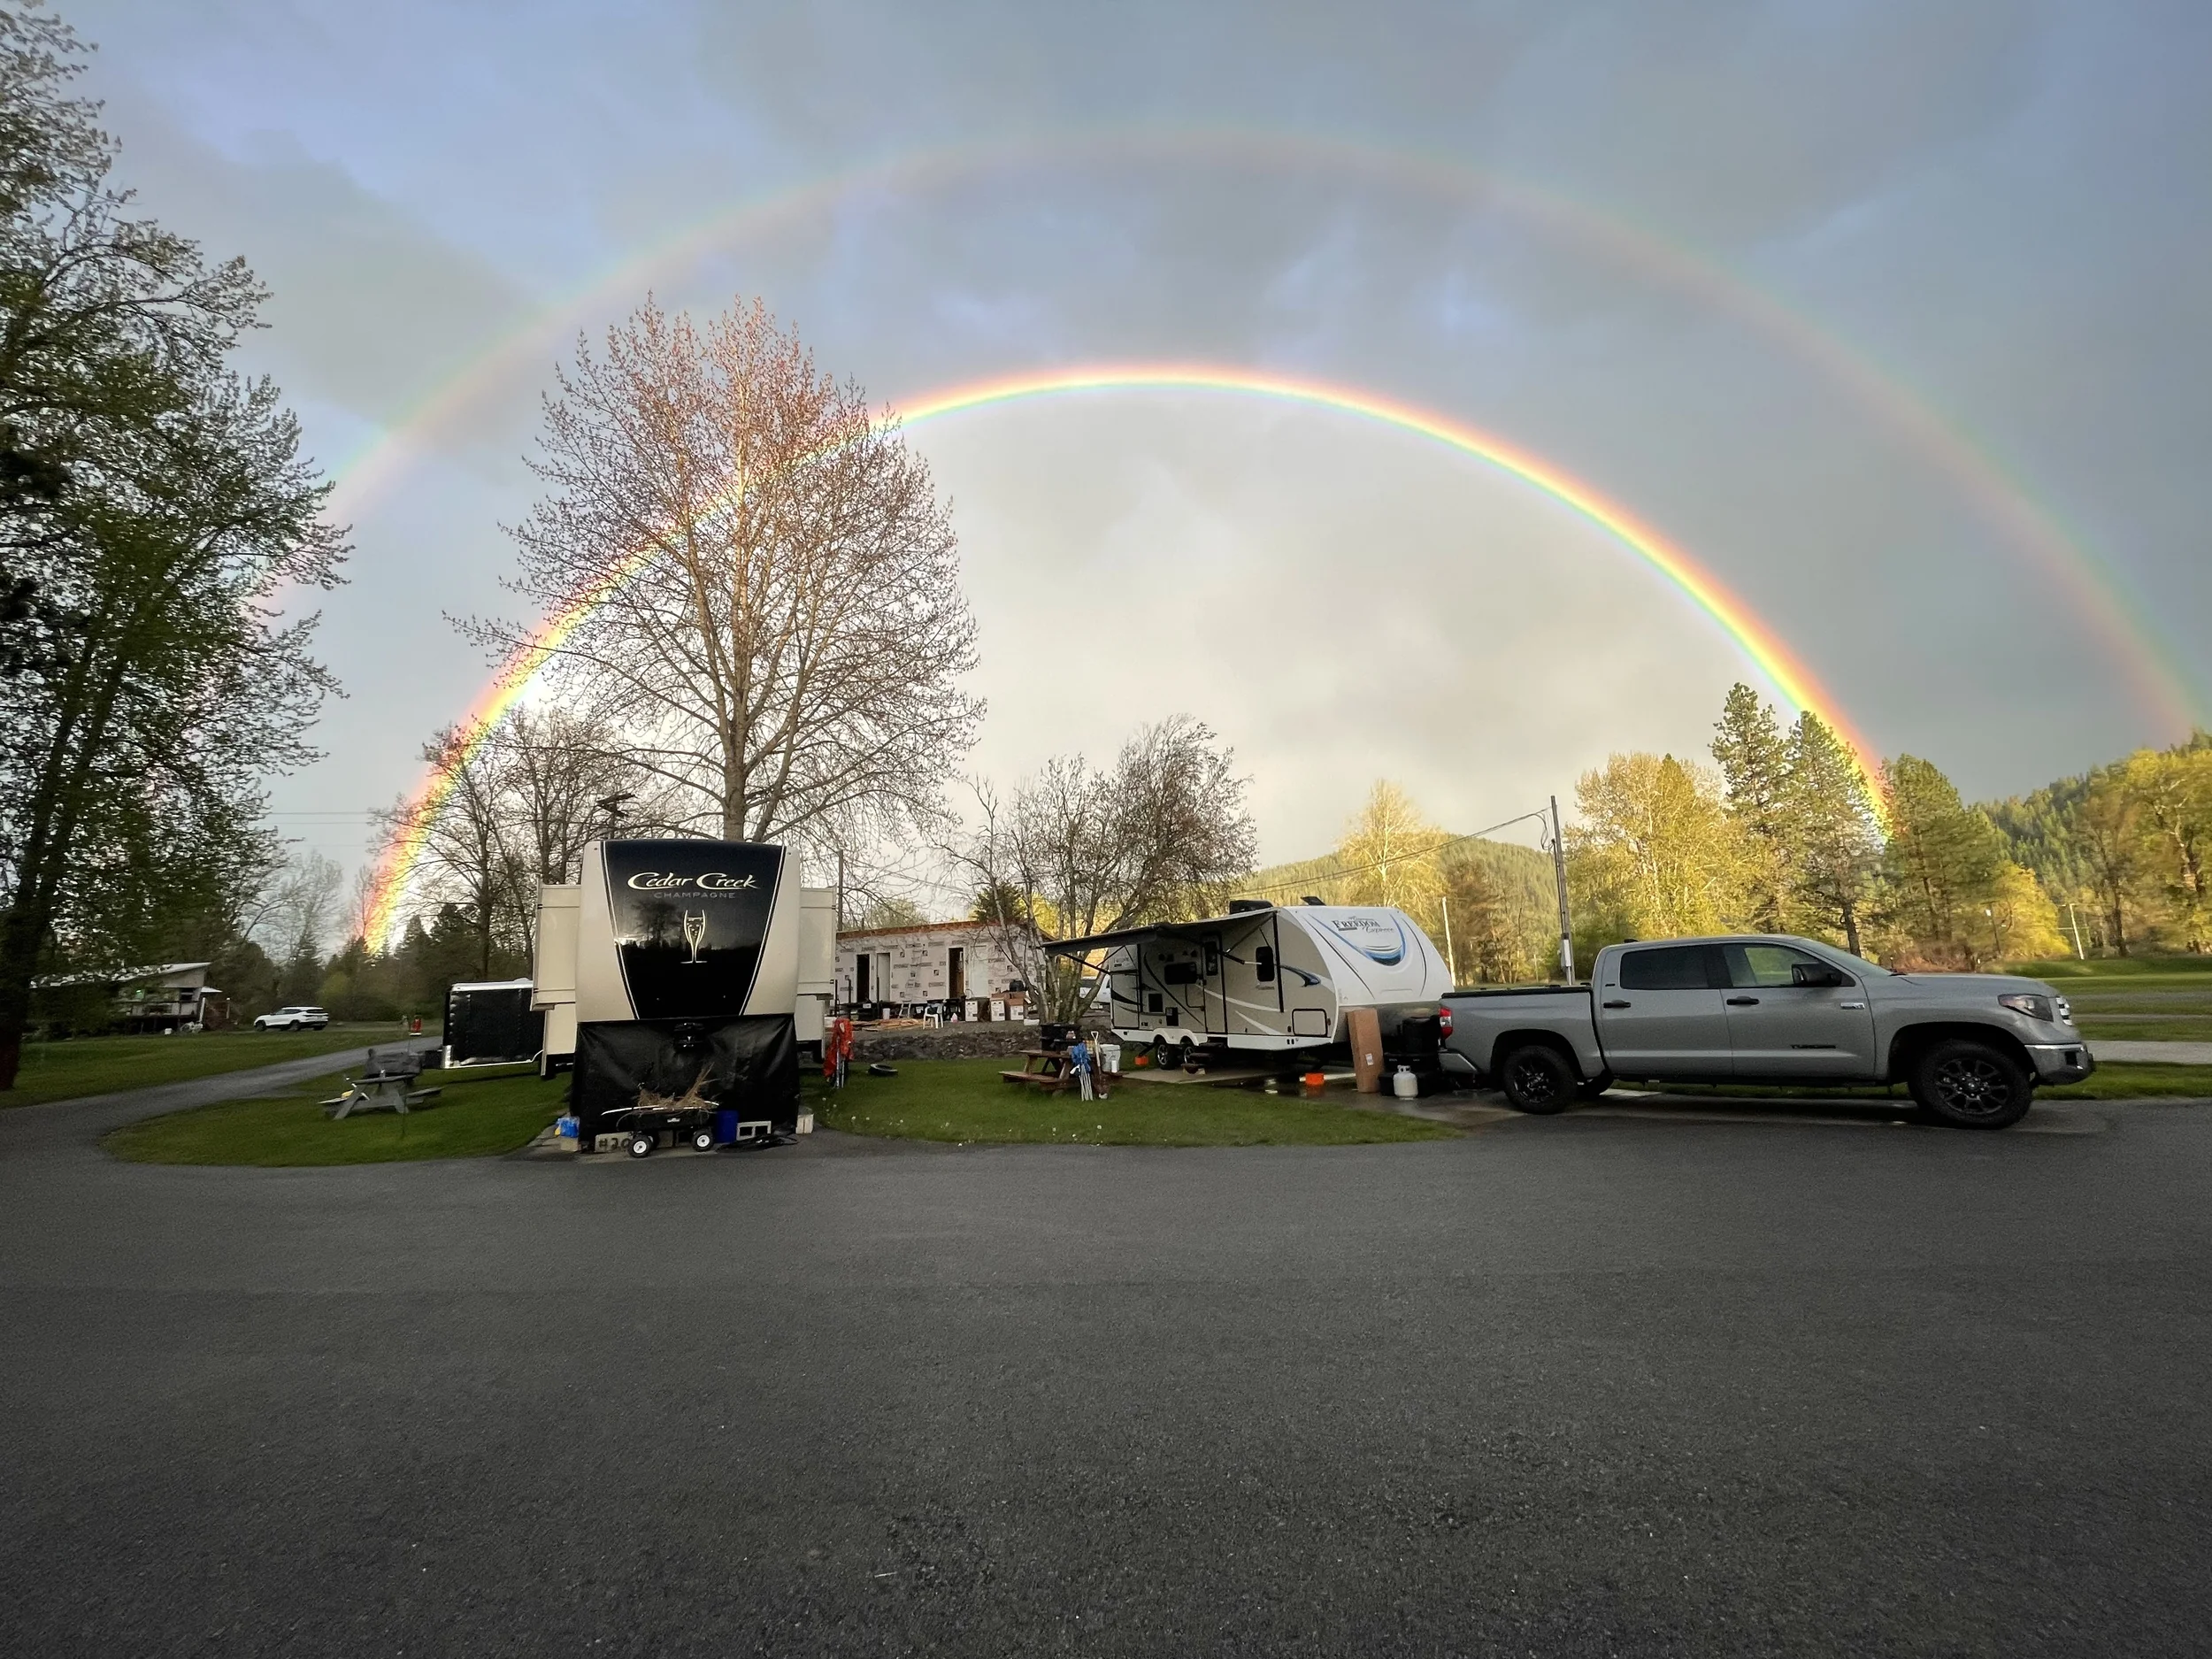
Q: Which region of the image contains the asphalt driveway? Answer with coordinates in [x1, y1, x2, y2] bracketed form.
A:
[2, 1082, 2207, 1656]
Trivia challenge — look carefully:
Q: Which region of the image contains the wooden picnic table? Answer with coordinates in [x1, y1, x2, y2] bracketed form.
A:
[999, 1047, 1109, 1096]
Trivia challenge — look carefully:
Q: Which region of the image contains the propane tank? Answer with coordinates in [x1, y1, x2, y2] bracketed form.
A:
[1391, 1065, 1418, 1100]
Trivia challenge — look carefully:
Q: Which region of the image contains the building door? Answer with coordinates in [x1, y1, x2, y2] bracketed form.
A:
[947, 947, 965, 1002]
[855, 953, 871, 1004]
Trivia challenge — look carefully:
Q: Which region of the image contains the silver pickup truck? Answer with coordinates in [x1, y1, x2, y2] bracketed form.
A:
[1440, 934, 2093, 1130]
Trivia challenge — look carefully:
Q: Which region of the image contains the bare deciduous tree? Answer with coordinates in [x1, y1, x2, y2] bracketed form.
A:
[467, 296, 981, 874]
[952, 717, 1256, 1022]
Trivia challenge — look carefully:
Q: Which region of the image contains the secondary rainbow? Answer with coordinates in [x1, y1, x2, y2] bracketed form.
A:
[317, 125, 2200, 734]
[361, 363, 1882, 947]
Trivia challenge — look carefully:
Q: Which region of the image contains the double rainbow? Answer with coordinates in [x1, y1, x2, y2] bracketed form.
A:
[360, 364, 1881, 947]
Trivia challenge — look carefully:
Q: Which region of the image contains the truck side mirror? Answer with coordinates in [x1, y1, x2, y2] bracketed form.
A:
[1792, 964, 1850, 988]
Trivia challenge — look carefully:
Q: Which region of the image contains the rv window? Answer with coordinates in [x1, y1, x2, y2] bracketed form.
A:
[1255, 945, 1276, 983]
[1203, 944, 1220, 976]
[1163, 962, 1198, 986]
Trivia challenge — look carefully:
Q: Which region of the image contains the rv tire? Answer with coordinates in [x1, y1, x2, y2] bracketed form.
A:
[1496, 1043, 1576, 1115]
[1150, 1035, 1178, 1071]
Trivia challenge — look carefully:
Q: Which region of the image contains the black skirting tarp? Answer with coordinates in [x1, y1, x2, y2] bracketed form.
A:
[572, 1017, 800, 1136]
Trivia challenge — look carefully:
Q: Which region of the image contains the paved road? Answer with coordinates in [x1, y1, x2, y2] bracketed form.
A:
[3, 1084, 2208, 1656]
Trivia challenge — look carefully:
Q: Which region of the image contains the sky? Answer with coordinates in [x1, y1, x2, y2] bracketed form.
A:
[58, 0, 2212, 897]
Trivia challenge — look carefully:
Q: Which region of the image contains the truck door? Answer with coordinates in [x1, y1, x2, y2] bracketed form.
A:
[1718, 941, 1878, 1080]
[1600, 944, 1732, 1079]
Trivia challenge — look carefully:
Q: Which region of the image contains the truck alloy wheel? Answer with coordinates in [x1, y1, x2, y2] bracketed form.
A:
[1910, 1039, 2032, 1130]
[1495, 1044, 1576, 1115]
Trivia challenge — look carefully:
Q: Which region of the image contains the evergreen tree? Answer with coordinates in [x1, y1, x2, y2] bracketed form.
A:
[1710, 683, 1793, 931]
[1878, 756, 2007, 966]
[1783, 712, 1883, 956]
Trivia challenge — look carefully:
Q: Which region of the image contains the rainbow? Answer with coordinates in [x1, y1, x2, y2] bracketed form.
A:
[359, 363, 1883, 946]
[319, 126, 2201, 735]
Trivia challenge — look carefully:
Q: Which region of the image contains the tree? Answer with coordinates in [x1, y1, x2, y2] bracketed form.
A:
[1711, 683, 1793, 931]
[1567, 752, 1747, 948]
[1984, 861, 2069, 963]
[2122, 746, 2212, 952]
[2070, 769, 2144, 956]
[377, 725, 529, 981]
[953, 717, 1255, 1022]
[0, 10, 342, 1085]
[1334, 781, 1443, 915]
[1783, 711, 1883, 956]
[1877, 756, 2007, 967]
[474, 296, 981, 875]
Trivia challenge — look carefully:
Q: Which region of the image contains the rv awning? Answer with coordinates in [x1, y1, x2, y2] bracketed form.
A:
[1042, 912, 1272, 957]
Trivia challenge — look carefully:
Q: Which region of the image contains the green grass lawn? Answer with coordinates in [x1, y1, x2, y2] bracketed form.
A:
[810, 1057, 1457, 1146]
[2015, 956, 2212, 982]
[1, 1026, 411, 1110]
[104, 1063, 565, 1166]
[2077, 1018, 2212, 1042]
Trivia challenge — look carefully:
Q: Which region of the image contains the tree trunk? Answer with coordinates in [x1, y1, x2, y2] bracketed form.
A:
[0, 900, 47, 1091]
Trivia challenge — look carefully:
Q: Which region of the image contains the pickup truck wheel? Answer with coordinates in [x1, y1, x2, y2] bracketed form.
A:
[1909, 1039, 2032, 1130]
[1496, 1043, 1576, 1115]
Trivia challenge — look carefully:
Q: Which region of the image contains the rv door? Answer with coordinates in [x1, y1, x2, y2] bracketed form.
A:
[1201, 933, 1229, 1034]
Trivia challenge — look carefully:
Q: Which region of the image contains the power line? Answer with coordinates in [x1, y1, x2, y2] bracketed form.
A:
[1237, 806, 1556, 897]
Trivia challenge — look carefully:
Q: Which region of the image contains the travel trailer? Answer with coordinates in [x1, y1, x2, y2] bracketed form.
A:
[1049, 899, 1454, 1070]
[529, 839, 835, 1149]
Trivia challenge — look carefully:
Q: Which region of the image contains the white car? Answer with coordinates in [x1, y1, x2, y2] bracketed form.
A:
[254, 1006, 330, 1032]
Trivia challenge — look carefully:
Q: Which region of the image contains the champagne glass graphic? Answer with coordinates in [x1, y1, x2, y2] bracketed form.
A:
[681, 910, 708, 964]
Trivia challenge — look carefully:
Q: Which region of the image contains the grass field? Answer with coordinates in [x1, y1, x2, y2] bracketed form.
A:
[810, 1057, 1457, 1146]
[1, 1026, 409, 1110]
[104, 1063, 564, 1166]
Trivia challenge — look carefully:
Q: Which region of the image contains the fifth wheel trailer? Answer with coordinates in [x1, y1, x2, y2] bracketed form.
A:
[1049, 899, 1454, 1071]
[531, 839, 836, 1148]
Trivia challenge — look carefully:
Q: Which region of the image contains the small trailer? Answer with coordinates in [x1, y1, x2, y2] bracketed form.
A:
[1048, 898, 1454, 1072]
[443, 979, 546, 1068]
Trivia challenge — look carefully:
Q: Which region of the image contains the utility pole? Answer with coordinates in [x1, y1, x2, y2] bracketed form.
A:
[2064, 900, 2086, 960]
[1548, 795, 1575, 986]
[1439, 895, 1456, 987]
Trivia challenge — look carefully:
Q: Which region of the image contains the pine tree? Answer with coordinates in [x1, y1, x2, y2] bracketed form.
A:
[1783, 713, 1883, 956]
[1878, 756, 2008, 967]
[1711, 684, 1793, 931]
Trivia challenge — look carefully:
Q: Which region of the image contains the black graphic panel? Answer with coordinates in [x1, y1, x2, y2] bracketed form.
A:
[603, 841, 782, 1019]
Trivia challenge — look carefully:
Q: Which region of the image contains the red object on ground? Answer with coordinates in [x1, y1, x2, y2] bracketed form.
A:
[824, 1017, 856, 1081]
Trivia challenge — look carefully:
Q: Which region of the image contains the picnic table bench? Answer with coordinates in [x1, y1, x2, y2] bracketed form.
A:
[323, 1045, 444, 1120]
[999, 1046, 1110, 1096]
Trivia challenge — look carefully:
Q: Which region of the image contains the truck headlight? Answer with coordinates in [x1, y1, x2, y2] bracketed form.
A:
[1999, 993, 2055, 1023]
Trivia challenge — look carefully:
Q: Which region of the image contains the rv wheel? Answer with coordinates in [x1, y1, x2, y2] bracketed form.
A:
[691, 1128, 716, 1153]
[1150, 1035, 1178, 1071]
[626, 1131, 656, 1158]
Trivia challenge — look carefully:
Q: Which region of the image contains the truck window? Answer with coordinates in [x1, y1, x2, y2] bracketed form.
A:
[1618, 945, 1716, 989]
[1722, 942, 1837, 988]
